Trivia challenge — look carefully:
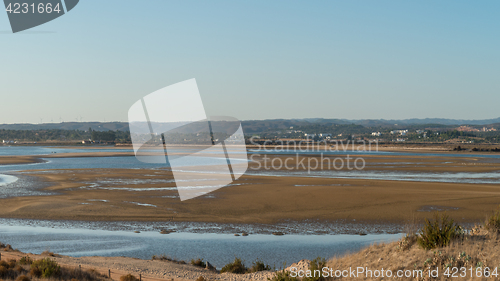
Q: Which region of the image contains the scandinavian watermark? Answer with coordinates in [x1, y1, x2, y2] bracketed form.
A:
[248, 137, 378, 173]
[128, 79, 248, 201]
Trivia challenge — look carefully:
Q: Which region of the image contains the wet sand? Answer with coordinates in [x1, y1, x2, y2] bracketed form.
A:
[0, 152, 134, 165]
[247, 153, 500, 173]
[0, 167, 499, 225]
[0, 149, 499, 226]
[0, 155, 45, 165]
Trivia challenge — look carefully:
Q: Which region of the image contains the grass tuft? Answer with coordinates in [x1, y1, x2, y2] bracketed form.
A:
[15, 275, 30, 281]
[249, 260, 271, 272]
[303, 257, 326, 281]
[151, 255, 186, 264]
[190, 258, 206, 268]
[19, 257, 32, 265]
[30, 258, 61, 278]
[220, 258, 247, 274]
[417, 212, 462, 250]
[485, 206, 500, 232]
[267, 269, 298, 281]
[119, 274, 138, 281]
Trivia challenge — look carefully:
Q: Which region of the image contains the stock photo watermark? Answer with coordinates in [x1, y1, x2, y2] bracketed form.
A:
[4, 0, 79, 33]
[289, 265, 500, 279]
[128, 79, 248, 201]
[248, 137, 379, 173]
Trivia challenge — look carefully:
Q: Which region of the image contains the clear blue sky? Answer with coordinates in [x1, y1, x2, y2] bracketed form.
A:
[1, 0, 499, 123]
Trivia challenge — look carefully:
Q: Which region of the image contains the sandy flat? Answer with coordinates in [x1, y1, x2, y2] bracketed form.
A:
[0, 156, 44, 165]
[0, 168, 499, 225]
[0, 150, 499, 225]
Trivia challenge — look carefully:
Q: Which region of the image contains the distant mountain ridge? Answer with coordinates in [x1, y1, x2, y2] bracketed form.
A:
[298, 117, 500, 126]
[0, 118, 499, 132]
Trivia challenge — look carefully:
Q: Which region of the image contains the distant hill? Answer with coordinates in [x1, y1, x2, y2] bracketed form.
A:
[300, 118, 500, 126]
[0, 118, 499, 133]
[372, 118, 500, 126]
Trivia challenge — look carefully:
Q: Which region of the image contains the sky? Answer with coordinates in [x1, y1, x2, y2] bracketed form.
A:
[1, 0, 499, 124]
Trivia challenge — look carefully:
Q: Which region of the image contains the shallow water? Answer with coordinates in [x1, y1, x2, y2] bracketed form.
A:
[0, 146, 131, 156]
[250, 149, 500, 159]
[0, 220, 401, 268]
[0, 174, 53, 198]
[0, 174, 18, 186]
[1, 155, 498, 185]
[248, 169, 500, 184]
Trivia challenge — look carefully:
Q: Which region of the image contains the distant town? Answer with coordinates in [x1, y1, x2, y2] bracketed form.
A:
[246, 124, 500, 146]
[0, 119, 499, 146]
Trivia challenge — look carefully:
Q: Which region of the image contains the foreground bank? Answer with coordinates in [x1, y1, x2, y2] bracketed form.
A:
[2, 209, 500, 281]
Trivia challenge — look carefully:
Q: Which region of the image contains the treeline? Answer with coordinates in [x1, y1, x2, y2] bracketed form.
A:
[429, 130, 476, 139]
[297, 124, 371, 135]
[0, 129, 130, 143]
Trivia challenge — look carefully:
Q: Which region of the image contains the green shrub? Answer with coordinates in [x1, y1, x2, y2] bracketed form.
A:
[249, 260, 271, 272]
[20, 256, 33, 265]
[120, 274, 138, 281]
[486, 206, 500, 232]
[268, 269, 298, 281]
[190, 258, 206, 268]
[30, 258, 61, 278]
[417, 212, 461, 250]
[220, 258, 247, 274]
[303, 257, 327, 281]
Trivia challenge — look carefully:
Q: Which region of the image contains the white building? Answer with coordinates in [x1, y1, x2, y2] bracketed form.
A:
[391, 129, 408, 135]
[371, 132, 381, 137]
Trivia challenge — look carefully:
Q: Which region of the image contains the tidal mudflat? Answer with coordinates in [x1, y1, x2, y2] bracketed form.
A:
[0, 146, 498, 274]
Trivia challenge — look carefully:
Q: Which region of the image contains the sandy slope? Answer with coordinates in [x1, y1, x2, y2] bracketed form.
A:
[0, 250, 275, 281]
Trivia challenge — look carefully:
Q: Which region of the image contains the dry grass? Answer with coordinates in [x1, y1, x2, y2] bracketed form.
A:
[190, 258, 206, 268]
[40, 251, 60, 258]
[151, 254, 186, 264]
[0, 255, 109, 281]
[327, 224, 499, 280]
[119, 274, 138, 281]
